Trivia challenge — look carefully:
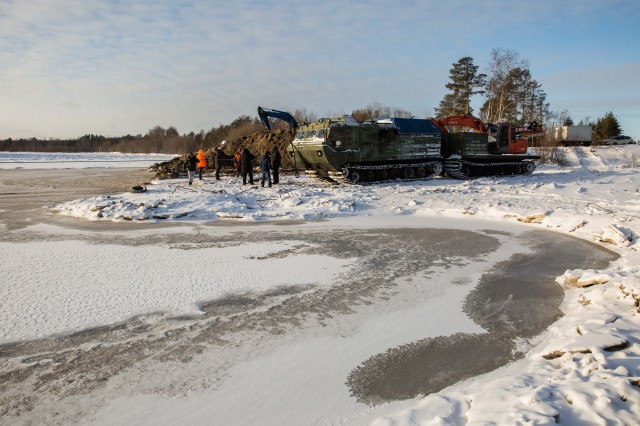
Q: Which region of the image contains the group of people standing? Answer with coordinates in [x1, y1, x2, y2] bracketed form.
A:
[183, 149, 207, 185]
[184, 146, 281, 187]
[235, 147, 281, 186]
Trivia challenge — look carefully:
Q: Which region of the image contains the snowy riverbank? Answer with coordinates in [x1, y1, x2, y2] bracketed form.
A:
[1, 145, 639, 424]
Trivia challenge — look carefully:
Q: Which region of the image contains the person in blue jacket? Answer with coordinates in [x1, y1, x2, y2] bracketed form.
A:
[260, 151, 272, 188]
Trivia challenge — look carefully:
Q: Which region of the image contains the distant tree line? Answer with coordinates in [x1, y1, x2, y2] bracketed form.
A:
[351, 103, 413, 122]
[0, 112, 329, 154]
[0, 116, 266, 154]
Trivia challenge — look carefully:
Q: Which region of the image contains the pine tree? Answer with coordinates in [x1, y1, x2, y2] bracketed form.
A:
[433, 93, 457, 117]
[563, 117, 574, 126]
[594, 112, 622, 142]
[435, 57, 486, 117]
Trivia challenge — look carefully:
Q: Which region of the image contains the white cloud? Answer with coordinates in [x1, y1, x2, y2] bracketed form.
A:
[1, 0, 639, 138]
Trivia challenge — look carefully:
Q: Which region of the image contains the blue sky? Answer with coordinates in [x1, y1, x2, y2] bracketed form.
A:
[1, 0, 639, 140]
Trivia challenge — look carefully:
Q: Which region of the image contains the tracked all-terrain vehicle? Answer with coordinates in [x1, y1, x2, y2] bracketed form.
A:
[258, 106, 540, 183]
[291, 115, 443, 183]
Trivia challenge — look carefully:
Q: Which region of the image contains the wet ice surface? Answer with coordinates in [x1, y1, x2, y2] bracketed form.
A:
[347, 231, 617, 404]
[0, 226, 493, 343]
[0, 224, 616, 423]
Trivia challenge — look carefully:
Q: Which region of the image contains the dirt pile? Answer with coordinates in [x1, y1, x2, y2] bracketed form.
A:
[150, 127, 295, 179]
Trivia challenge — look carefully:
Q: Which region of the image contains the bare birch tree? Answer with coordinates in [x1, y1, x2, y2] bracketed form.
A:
[480, 48, 528, 123]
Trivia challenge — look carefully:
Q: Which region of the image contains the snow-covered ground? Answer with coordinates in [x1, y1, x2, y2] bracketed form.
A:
[2, 145, 640, 424]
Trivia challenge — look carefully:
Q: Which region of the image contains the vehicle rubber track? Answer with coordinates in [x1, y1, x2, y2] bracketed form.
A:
[444, 159, 536, 180]
[340, 161, 443, 185]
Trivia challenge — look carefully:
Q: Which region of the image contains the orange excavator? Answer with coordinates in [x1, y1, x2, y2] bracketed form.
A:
[427, 114, 540, 179]
[429, 114, 534, 154]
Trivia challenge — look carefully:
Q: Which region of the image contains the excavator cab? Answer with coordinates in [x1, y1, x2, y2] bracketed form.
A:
[492, 124, 528, 155]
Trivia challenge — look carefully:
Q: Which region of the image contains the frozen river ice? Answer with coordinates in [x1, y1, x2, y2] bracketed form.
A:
[0, 168, 619, 424]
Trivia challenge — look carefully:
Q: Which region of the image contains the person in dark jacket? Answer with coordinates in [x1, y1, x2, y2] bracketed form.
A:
[184, 152, 198, 185]
[214, 147, 223, 180]
[240, 147, 254, 185]
[260, 151, 272, 188]
[271, 146, 281, 184]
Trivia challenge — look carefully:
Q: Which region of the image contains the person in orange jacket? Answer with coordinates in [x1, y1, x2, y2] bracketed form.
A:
[196, 149, 207, 180]
[234, 149, 242, 177]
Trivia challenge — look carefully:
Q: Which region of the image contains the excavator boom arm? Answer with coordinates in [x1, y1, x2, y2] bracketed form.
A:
[257, 106, 298, 131]
[428, 114, 488, 133]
